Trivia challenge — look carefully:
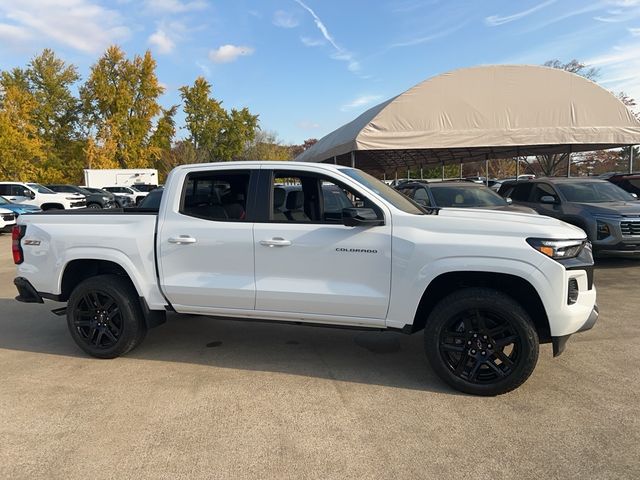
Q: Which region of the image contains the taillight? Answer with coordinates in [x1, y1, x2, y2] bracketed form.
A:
[12, 225, 26, 264]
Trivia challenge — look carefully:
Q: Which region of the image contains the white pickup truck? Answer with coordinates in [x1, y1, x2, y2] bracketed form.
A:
[12, 161, 598, 395]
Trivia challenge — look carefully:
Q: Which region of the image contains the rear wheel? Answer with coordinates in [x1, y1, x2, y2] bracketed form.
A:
[67, 274, 147, 358]
[424, 288, 539, 396]
[87, 202, 102, 209]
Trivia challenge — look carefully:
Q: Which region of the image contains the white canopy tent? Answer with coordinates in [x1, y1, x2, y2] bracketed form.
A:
[295, 65, 640, 176]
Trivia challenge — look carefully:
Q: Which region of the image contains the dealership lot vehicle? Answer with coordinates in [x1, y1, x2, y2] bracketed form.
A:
[0, 182, 86, 210]
[45, 184, 117, 209]
[499, 178, 640, 254]
[82, 187, 132, 207]
[0, 195, 41, 217]
[603, 172, 640, 197]
[13, 161, 597, 395]
[0, 208, 17, 233]
[396, 181, 538, 214]
[102, 185, 148, 205]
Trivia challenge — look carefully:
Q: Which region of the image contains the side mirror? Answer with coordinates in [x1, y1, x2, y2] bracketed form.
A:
[632, 193, 638, 199]
[23, 189, 35, 199]
[505, 197, 513, 205]
[342, 207, 383, 227]
[415, 199, 428, 207]
[540, 195, 558, 204]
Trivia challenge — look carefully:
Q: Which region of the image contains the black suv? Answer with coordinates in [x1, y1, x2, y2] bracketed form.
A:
[45, 185, 116, 209]
[397, 181, 537, 214]
[498, 178, 640, 254]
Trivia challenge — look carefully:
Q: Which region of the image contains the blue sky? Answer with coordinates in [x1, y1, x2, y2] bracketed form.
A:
[0, 0, 639, 144]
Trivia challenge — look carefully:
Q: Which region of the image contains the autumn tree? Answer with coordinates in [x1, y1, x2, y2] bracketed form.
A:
[81, 46, 164, 169]
[241, 130, 292, 160]
[0, 81, 43, 180]
[180, 77, 258, 162]
[289, 138, 318, 158]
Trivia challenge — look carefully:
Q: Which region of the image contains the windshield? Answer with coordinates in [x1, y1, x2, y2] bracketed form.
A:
[340, 168, 425, 215]
[431, 185, 507, 208]
[27, 183, 55, 194]
[557, 182, 636, 203]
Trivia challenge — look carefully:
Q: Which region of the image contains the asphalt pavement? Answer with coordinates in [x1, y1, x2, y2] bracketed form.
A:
[0, 233, 638, 479]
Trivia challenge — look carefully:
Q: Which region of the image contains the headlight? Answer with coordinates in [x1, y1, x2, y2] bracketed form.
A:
[526, 238, 586, 260]
[102, 196, 110, 201]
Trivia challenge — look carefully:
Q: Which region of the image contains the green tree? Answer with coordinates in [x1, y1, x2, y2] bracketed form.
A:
[81, 46, 164, 169]
[180, 77, 258, 161]
[149, 105, 177, 177]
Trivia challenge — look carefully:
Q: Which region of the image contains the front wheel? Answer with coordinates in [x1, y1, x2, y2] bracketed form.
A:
[86, 202, 102, 209]
[424, 288, 539, 396]
[67, 274, 147, 358]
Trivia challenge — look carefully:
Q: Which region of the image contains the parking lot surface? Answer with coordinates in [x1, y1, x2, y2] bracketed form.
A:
[0, 233, 639, 479]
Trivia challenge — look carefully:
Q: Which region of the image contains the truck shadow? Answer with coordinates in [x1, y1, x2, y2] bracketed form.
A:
[0, 299, 459, 395]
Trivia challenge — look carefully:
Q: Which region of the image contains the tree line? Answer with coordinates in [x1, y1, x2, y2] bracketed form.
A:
[0, 46, 316, 184]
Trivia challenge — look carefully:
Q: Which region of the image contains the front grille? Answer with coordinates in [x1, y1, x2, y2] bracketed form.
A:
[2, 214, 16, 221]
[620, 221, 640, 236]
[71, 201, 86, 208]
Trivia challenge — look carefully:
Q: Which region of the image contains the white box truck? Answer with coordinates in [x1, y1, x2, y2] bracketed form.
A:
[83, 169, 159, 189]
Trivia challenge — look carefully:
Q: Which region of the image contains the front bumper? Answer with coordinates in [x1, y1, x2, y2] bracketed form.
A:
[552, 304, 598, 356]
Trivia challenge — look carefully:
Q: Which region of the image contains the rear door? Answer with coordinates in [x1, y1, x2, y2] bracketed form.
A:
[158, 167, 257, 312]
[253, 168, 392, 323]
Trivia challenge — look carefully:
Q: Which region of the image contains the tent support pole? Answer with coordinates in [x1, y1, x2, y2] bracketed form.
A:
[485, 155, 489, 186]
[441, 161, 445, 180]
[333, 156, 337, 165]
[516, 157, 520, 178]
[420, 164, 423, 180]
[567, 146, 572, 178]
[459, 162, 463, 179]
[395, 170, 398, 182]
[407, 168, 410, 180]
[350, 151, 355, 168]
[630, 146, 635, 174]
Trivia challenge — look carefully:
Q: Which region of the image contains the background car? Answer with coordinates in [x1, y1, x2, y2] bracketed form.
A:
[498, 178, 640, 254]
[0, 207, 17, 233]
[129, 183, 159, 193]
[0, 182, 86, 210]
[396, 181, 538, 214]
[0, 196, 41, 216]
[45, 184, 116, 209]
[102, 186, 148, 205]
[81, 187, 132, 207]
[603, 173, 640, 197]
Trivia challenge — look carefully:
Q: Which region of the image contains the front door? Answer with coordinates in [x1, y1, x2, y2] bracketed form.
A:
[158, 168, 257, 313]
[253, 168, 392, 323]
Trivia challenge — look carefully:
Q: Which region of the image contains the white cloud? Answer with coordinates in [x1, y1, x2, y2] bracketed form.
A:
[587, 41, 640, 101]
[300, 36, 324, 47]
[0, 0, 129, 53]
[0, 23, 31, 43]
[145, 0, 207, 14]
[148, 28, 175, 54]
[196, 61, 211, 76]
[273, 10, 299, 28]
[209, 44, 255, 63]
[389, 24, 464, 48]
[630, 27, 640, 34]
[340, 94, 383, 111]
[294, 0, 360, 72]
[485, 0, 557, 26]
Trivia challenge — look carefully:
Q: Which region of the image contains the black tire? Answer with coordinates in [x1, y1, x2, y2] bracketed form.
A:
[67, 274, 147, 359]
[424, 288, 539, 396]
[87, 202, 102, 209]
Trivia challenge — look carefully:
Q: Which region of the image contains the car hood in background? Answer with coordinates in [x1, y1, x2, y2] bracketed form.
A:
[578, 201, 640, 217]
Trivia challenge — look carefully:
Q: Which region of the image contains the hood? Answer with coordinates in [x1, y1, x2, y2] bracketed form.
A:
[578, 201, 640, 217]
[412, 207, 586, 240]
[2, 204, 40, 214]
[468, 205, 538, 215]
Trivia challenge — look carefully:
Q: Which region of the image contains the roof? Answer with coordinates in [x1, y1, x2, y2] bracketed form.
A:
[296, 65, 640, 174]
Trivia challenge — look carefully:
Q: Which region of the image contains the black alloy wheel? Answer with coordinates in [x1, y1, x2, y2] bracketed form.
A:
[439, 308, 520, 384]
[424, 288, 539, 396]
[72, 291, 123, 349]
[67, 274, 147, 358]
[87, 203, 102, 209]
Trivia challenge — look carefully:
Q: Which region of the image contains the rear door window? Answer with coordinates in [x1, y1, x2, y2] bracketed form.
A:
[510, 183, 534, 202]
[181, 171, 251, 221]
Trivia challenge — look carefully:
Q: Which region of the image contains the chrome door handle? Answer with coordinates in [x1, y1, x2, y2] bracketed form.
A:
[259, 237, 292, 247]
[168, 235, 197, 244]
